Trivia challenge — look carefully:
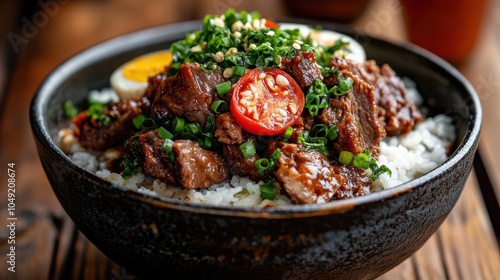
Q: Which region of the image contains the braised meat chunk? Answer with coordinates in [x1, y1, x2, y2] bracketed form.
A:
[332, 164, 372, 199]
[214, 113, 243, 145]
[75, 97, 150, 151]
[222, 144, 260, 180]
[137, 129, 176, 185]
[274, 144, 342, 204]
[150, 63, 226, 126]
[281, 50, 323, 89]
[318, 70, 385, 157]
[330, 57, 422, 136]
[172, 140, 228, 189]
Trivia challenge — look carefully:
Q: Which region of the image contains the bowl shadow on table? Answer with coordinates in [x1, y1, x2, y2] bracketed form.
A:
[30, 20, 481, 280]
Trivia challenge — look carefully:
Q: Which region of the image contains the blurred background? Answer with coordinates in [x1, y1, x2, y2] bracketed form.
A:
[1, 0, 499, 279]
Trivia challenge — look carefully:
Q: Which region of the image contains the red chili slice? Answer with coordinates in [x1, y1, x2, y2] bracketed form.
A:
[230, 68, 305, 136]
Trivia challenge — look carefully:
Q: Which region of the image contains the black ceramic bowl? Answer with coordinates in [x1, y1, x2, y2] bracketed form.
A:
[30, 20, 481, 280]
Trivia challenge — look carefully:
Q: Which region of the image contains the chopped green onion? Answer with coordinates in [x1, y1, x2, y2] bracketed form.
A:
[259, 180, 276, 200]
[185, 123, 202, 135]
[162, 139, 175, 161]
[210, 100, 229, 114]
[215, 81, 232, 95]
[339, 151, 353, 165]
[200, 134, 216, 149]
[63, 100, 78, 118]
[326, 125, 338, 141]
[328, 73, 354, 97]
[234, 188, 250, 198]
[88, 103, 105, 120]
[239, 141, 256, 159]
[133, 114, 146, 129]
[172, 117, 185, 133]
[255, 158, 270, 175]
[234, 65, 246, 76]
[370, 165, 392, 182]
[255, 148, 281, 176]
[283, 127, 293, 141]
[204, 113, 216, 131]
[158, 127, 173, 140]
[353, 150, 372, 169]
[99, 115, 111, 127]
[308, 105, 319, 116]
[141, 118, 156, 129]
[311, 124, 328, 138]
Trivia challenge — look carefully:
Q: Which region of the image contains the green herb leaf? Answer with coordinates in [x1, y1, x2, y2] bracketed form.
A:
[63, 100, 79, 118]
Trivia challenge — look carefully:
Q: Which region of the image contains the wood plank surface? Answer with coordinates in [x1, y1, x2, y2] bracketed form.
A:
[0, 1, 499, 280]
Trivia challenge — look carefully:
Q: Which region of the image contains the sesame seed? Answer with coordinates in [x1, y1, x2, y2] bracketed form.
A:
[214, 51, 224, 63]
[266, 30, 275, 36]
[223, 68, 234, 78]
[252, 19, 261, 30]
[191, 45, 202, 52]
[234, 31, 241, 38]
[259, 73, 266, 79]
[231, 21, 243, 32]
[276, 74, 290, 86]
[294, 39, 304, 45]
[248, 43, 257, 50]
[293, 43, 301, 50]
[214, 17, 225, 28]
[225, 47, 238, 56]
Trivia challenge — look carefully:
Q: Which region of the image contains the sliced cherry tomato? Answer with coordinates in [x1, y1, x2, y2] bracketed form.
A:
[230, 68, 305, 136]
[264, 19, 279, 29]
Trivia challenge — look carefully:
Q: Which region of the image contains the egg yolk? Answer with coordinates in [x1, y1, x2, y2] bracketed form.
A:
[122, 51, 172, 83]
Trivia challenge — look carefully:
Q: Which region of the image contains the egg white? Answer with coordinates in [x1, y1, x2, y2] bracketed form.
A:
[110, 50, 172, 100]
[110, 64, 150, 100]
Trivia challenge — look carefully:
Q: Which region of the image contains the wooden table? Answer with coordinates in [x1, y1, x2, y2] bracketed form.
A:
[1, 0, 499, 279]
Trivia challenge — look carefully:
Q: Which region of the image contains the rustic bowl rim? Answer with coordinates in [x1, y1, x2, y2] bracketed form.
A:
[30, 20, 482, 219]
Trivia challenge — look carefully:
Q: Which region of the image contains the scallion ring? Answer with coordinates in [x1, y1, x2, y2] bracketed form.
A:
[172, 117, 185, 134]
[259, 180, 276, 200]
[339, 150, 353, 165]
[210, 100, 229, 114]
[215, 81, 232, 95]
[239, 141, 256, 159]
[158, 127, 173, 140]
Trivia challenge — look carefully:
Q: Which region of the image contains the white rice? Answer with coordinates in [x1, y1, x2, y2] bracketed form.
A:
[58, 88, 455, 207]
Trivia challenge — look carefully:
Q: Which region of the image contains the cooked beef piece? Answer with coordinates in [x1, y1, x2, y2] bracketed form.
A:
[214, 113, 243, 145]
[222, 144, 260, 180]
[150, 62, 226, 126]
[281, 50, 323, 89]
[137, 129, 176, 184]
[172, 140, 228, 189]
[274, 143, 342, 204]
[75, 97, 150, 151]
[331, 164, 371, 199]
[144, 73, 166, 103]
[330, 57, 422, 136]
[318, 70, 385, 157]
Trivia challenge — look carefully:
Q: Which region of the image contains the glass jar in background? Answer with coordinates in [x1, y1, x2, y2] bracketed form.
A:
[400, 0, 489, 64]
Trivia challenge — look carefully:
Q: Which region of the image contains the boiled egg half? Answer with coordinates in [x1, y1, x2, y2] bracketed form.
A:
[110, 50, 172, 100]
